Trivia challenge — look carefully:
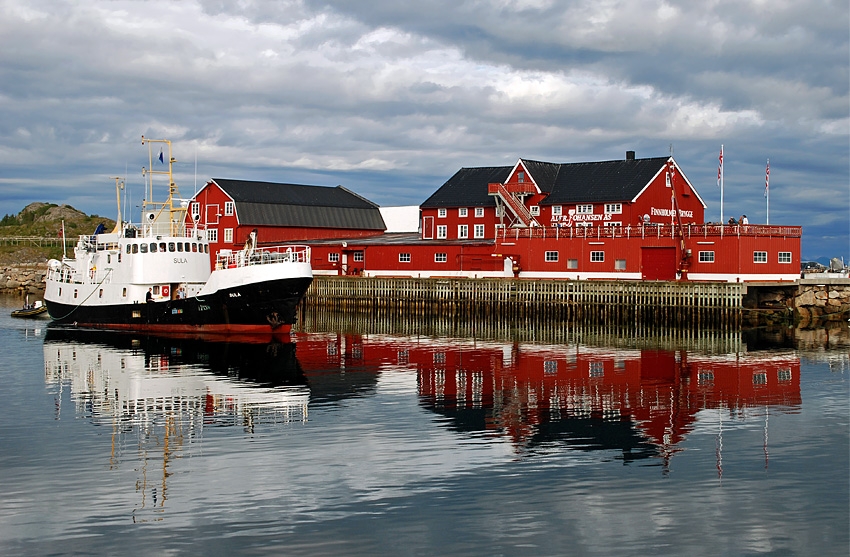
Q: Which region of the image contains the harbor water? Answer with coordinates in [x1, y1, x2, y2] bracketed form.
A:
[0, 295, 847, 556]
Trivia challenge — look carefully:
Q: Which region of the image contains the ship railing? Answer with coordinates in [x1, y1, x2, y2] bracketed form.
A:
[215, 245, 311, 269]
[497, 223, 802, 241]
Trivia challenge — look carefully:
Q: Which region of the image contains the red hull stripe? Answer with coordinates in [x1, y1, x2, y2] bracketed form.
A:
[70, 322, 292, 335]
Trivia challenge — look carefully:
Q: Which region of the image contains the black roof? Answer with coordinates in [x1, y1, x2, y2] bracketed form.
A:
[421, 157, 672, 207]
[211, 179, 386, 230]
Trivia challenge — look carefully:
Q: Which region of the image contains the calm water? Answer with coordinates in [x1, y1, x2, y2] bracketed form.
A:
[0, 295, 847, 556]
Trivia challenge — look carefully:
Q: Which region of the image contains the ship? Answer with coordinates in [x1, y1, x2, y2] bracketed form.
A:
[43, 137, 313, 334]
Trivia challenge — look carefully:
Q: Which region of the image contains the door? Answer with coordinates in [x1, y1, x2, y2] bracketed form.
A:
[422, 216, 434, 239]
[641, 247, 676, 280]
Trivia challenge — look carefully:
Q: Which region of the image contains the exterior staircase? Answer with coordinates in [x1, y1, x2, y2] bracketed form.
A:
[488, 182, 538, 227]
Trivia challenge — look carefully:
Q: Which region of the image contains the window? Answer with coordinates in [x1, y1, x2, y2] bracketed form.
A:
[698, 371, 714, 385]
[207, 229, 218, 243]
[567, 259, 578, 269]
[132, 244, 138, 254]
[399, 253, 411, 263]
[753, 251, 767, 263]
[140, 243, 148, 253]
[530, 205, 540, 216]
[190, 202, 200, 218]
[552, 205, 562, 216]
[437, 225, 447, 239]
[577, 204, 593, 214]
[604, 221, 622, 227]
[590, 251, 604, 262]
[168, 242, 175, 252]
[353, 251, 364, 262]
[615, 259, 626, 270]
[605, 203, 622, 214]
[589, 362, 604, 377]
[474, 224, 485, 238]
[699, 251, 715, 263]
[458, 225, 468, 239]
[435, 253, 447, 263]
[459, 208, 468, 217]
[149, 243, 157, 253]
[517, 171, 525, 183]
[753, 372, 767, 385]
[224, 228, 233, 243]
[329, 253, 340, 262]
[545, 251, 559, 262]
[224, 201, 234, 216]
[475, 207, 484, 218]
[778, 369, 792, 382]
[544, 360, 557, 374]
[438, 208, 447, 218]
[778, 252, 792, 263]
[576, 222, 592, 228]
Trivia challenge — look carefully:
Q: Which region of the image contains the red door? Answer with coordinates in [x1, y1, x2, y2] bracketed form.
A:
[641, 247, 676, 280]
[422, 216, 434, 239]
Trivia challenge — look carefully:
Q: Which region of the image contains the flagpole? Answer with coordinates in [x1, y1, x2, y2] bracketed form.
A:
[719, 145, 724, 237]
[765, 158, 770, 225]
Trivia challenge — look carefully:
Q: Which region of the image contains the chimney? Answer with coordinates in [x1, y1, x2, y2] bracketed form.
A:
[626, 150, 635, 160]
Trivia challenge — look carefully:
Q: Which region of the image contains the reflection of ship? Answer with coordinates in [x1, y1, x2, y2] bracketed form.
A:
[43, 327, 312, 520]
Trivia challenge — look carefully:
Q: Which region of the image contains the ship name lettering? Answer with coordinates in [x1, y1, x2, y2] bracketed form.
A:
[174, 257, 188, 264]
[229, 292, 241, 298]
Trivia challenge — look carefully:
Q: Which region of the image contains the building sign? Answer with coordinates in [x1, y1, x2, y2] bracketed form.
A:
[550, 209, 612, 227]
[650, 207, 693, 218]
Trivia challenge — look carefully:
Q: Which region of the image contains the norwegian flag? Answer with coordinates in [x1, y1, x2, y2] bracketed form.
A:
[717, 146, 723, 187]
[765, 159, 769, 197]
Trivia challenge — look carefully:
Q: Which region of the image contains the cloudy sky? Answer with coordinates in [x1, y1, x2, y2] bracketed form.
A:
[1, 0, 847, 261]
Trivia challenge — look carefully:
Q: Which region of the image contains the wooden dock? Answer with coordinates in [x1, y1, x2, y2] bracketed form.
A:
[305, 276, 743, 327]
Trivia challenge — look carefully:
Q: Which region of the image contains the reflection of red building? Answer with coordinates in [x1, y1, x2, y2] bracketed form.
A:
[294, 332, 801, 463]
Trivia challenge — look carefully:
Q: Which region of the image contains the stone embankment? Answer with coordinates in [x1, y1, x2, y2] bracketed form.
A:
[795, 281, 850, 325]
[1, 262, 47, 293]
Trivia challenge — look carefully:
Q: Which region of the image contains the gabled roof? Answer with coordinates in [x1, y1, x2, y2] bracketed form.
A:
[209, 179, 385, 230]
[420, 156, 688, 207]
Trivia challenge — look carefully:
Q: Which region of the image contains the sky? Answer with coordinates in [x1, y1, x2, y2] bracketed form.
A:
[0, 0, 847, 262]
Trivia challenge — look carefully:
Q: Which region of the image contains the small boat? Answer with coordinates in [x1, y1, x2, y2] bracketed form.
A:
[11, 300, 48, 318]
[43, 138, 313, 334]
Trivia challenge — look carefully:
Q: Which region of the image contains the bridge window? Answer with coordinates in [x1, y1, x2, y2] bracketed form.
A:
[545, 251, 559, 262]
[435, 253, 447, 263]
[778, 252, 792, 263]
[590, 251, 605, 262]
[699, 251, 715, 263]
[399, 253, 411, 263]
[753, 251, 767, 263]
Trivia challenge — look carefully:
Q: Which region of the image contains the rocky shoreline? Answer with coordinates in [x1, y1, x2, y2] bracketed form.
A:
[1, 262, 48, 293]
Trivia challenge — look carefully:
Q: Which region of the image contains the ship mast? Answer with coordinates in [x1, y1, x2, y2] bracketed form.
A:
[141, 136, 186, 236]
[109, 176, 124, 234]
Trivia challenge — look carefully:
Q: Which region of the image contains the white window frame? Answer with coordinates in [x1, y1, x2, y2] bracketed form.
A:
[604, 203, 622, 214]
[577, 204, 593, 214]
[399, 253, 411, 263]
[190, 202, 200, 218]
[590, 251, 605, 262]
[753, 251, 767, 263]
[436, 225, 447, 239]
[224, 201, 234, 216]
[517, 171, 525, 183]
[435, 253, 447, 263]
[459, 208, 468, 217]
[353, 251, 364, 262]
[474, 224, 485, 239]
[699, 251, 715, 263]
[207, 228, 218, 243]
[530, 205, 540, 216]
[329, 253, 340, 262]
[475, 207, 484, 218]
[224, 228, 233, 243]
[438, 208, 447, 218]
[604, 221, 622, 227]
[778, 252, 792, 263]
[545, 251, 559, 262]
[552, 205, 562, 216]
[458, 225, 468, 239]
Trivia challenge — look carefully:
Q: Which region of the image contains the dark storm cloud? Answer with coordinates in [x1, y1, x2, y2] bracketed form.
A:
[0, 0, 846, 260]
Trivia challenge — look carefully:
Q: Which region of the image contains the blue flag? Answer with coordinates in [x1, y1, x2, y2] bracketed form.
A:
[159, 148, 164, 163]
